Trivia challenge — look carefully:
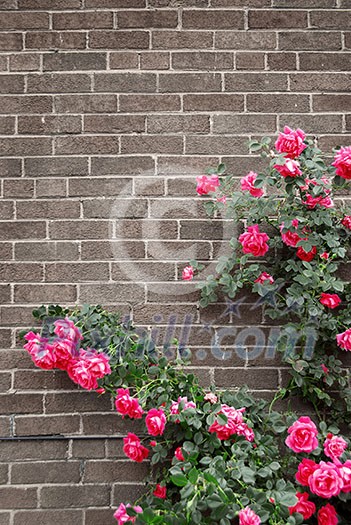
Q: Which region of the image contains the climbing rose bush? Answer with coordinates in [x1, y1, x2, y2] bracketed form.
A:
[187, 129, 351, 425]
[22, 306, 351, 524]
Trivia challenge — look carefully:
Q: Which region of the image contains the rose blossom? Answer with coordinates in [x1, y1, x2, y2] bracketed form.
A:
[342, 215, 351, 230]
[275, 126, 307, 159]
[280, 220, 301, 247]
[288, 492, 316, 520]
[336, 328, 351, 351]
[240, 171, 264, 198]
[254, 272, 274, 284]
[285, 416, 318, 453]
[113, 503, 142, 525]
[321, 364, 329, 375]
[320, 252, 329, 260]
[52, 338, 78, 369]
[196, 174, 220, 195]
[338, 460, 351, 492]
[54, 317, 82, 343]
[209, 405, 254, 441]
[174, 447, 184, 461]
[238, 506, 261, 525]
[23, 332, 57, 370]
[145, 408, 166, 436]
[304, 193, 334, 209]
[317, 504, 339, 525]
[296, 245, 317, 262]
[239, 224, 269, 257]
[275, 158, 302, 178]
[309, 461, 344, 498]
[296, 458, 318, 486]
[123, 433, 149, 463]
[170, 396, 196, 415]
[332, 145, 351, 180]
[324, 434, 347, 461]
[115, 388, 143, 419]
[182, 265, 194, 281]
[320, 293, 342, 309]
[204, 392, 218, 404]
[153, 484, 167, 499]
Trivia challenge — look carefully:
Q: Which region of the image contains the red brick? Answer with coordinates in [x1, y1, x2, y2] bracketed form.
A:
[94, 72, 156, 93]
[118, 10, 178, 29]
[299, 53, 351, 71]
[159, 73, 221, 93]
[279, 31, 341, 51]
[0, 33, 22, 51]
[0, 95, 52, 114]
[0, 13, 49, 30]
[25, 31, 86, 50]
[0, 488, 38, 509]
[89, 31, 149, 50]
[27, 73, 91, 93]
[14, 511, 83, 525]
[43, 52, 107, 71]
[14, 284, 77, 303]
[84, 115, 145, 133]
[91, 155, 155, 176]
[215, 31, 277, 50]
[45, 262, 109, 282]
[121, 135, 183, 154]
[16, 200, 80, 219]
[0, 138, 52, 157]
[24, 157, 88, 176]
[18, 115, 81, 135]
[119, 94, 180, 112]
[172, 51, 233, 70]
[109, 51, 139, 69]
[0, 75, 24, 93]
[152, 30, 213, 49]
[313, 95, 351, 112]
[147, 115, 209, 134]
[248, 10, 308, 29]
[55, 94, 116, 113]
[55, 136, 119, 155]
[9, 54, 40, 72]
[247, 94, 310, 112]
[183, 93, 244, 112]
[18, 0, 81, 7]
[41, 485, 110, 508]
[53, 11, 113, 30]
[310, 10, 351, 29]
[224, 72, 288, 91]
[14, 417, 80, 438]
[140, 51, 169, 70]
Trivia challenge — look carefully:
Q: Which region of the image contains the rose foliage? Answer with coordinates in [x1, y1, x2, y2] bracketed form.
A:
[22, 305, 351, 524]
[189, 129, 351, 425]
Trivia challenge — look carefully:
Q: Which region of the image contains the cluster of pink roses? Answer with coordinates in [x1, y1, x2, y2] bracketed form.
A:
[285, 416, 350, 524]
[114, 503, 142, 525]
[208, 404, 255, 442]
[23, 318, 111, 391]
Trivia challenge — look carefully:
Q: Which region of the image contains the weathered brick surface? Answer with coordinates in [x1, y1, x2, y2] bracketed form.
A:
[0, 2, 350, 523]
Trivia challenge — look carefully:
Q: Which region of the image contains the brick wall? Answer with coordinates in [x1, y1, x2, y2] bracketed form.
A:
[0, 0, 350, 522]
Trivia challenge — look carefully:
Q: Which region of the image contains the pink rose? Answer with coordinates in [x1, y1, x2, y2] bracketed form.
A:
[332, 145, 351, 180]
[54, 317, 82, 343]
[67, 359, 97, 390]
[324, 434, 347, 461]
[145, 408, 166, 436]
[238, 506, 261, 525]
[123, 433, 149, 463]
[336, 328, 351, 351]
[182, 265, 194, 281]
[296, 245, 317, 262]
[174, 447, 184, 461]
[317, 504, 339, 525]
[23, 332, 57, 370]
[204, 392, 218, 404]
[309, 461, 343, 498]
[321, 364, 329, 375]
[241, 171, 264, 198]
[153, 484, 167, 499]
[320, 293, 342, 309]
[275, 126, 306, 158]
[338, 460, 351, 492]
[113, 503, 142, 524]
[288, 492, 316, 519]
[254, 272, 274, 285]
[320, 252, 329, 260]
[52, 338, 79, 370]
[342, 215, 351, 230]
[296, 458, 318, 486]
[236, 422, 255, 442]
[285, 416, 318, 453]
[239, 224, 269, 257]
[196, 174, 220, 195]
[280, 220, 301, 247]
[209, 404, 251, 441]
[170, 396, 196, 416]
[304, 193, 334, 209]
[217, 195, 226, 204]
[275, 158, 302, 178]
[115, 388, 143, 419]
